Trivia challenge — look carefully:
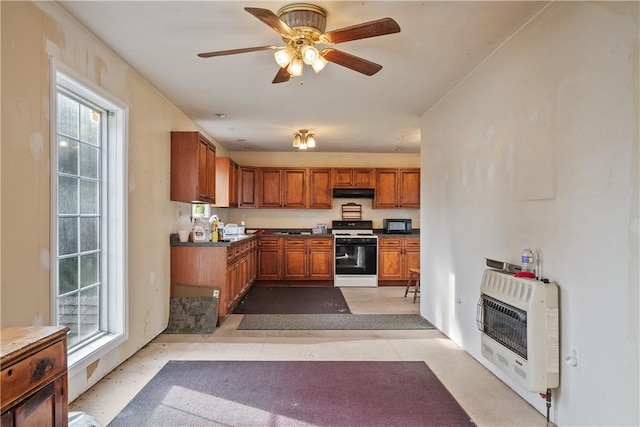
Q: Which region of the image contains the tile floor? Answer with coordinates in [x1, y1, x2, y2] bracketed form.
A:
[69, 287, 549, 426]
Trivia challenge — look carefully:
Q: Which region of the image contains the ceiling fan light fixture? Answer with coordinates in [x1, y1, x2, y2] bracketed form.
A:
[287, 56, 304, 77]
[311, 55, 328, 73]
[274, 46, 295, 68]
[301, 44, 319, 65]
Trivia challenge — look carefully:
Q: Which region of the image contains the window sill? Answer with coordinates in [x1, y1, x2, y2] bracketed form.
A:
[68, 332, 127, 379]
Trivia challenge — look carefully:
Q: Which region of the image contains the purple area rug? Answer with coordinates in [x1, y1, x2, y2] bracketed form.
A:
[108, 361, 475, 427]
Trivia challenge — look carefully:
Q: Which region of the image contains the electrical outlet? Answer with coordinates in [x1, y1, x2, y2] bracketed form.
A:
[570, 345, 580, 368]
[455, 295, 462, 304]
[177, 208, 183, 221]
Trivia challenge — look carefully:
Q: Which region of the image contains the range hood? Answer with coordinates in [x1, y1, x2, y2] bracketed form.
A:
[332, 188, 375, 199]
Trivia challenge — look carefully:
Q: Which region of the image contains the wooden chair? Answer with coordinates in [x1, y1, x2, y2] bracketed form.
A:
[404, 268, 420, 303]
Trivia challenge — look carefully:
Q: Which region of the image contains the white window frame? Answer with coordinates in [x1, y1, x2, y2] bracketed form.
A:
[50, 59, 128, 376]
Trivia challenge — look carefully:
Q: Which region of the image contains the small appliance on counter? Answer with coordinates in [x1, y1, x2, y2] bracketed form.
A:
[222, 223, 245, 240]
[383, 218, 412, 234]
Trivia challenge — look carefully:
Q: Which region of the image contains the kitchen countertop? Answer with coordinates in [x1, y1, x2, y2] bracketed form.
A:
[170, 229, 419, 246]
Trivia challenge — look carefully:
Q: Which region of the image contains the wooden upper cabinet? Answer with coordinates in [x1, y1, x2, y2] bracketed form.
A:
[308, 168, 332, 209]
[258, 168, 283, 207]
[374, 168, 420, 209]
[399, 169, 420, 208]
[332, 168, 375, 188]
[238, 166, 257, 208]
[213, 157, 238, 208]
[283, 169, 306, 208]
[170, 131, 216, 203]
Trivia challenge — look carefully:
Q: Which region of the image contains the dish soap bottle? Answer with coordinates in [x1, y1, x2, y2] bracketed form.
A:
[210, 215, 219, 243]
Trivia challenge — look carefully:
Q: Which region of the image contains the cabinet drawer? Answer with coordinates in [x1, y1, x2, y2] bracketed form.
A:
[284, 238, 306, 248]
[308, 238, 333, 248]
[404, 238, 420, 247]
[1, 340, 65, 410]
[258, 237, 281, 247]
[378, 238, 402, 248]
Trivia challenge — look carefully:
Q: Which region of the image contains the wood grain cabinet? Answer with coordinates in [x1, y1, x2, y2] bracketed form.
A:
[170, 239, 256, 322]
[170, 131, 216, 203]
[378, 236, 420, 283]
[374, 168, 420, 209]
[256, 236, 283, 280]
[283, 237, 334, 281]
[258, 168, 307, 208]
[332, 168, 375, 188]
[1, 326, 69, 427]
[308, 168, 332, 209]
[213, 157, 238, 208]
[238, 166, 257, 208]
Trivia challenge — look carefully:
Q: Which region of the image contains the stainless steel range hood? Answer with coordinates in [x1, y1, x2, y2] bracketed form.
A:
[332, 188, 375, 198]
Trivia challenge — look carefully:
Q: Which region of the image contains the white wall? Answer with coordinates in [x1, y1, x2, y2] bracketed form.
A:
[420, 2, 639, 425]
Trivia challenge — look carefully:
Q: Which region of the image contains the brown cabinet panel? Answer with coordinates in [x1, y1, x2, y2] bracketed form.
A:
[332, 168, 375, 188]
[308, 168, 332, 209]
[257, 236, 283, 280]
[283, 169, 306, 208]
[374, 168, 420, 209]
[258, 168, 283, 207]
[171, 131, 216, 203]
[378, 236, 420, 283]
[213, 157, 238, 208]
[308, 248, 333, 280]
[239, 167, 257, 208]
[283, 248, 307, 279]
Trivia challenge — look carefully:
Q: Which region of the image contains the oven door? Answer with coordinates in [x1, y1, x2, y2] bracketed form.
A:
[334, 237, 378, 276]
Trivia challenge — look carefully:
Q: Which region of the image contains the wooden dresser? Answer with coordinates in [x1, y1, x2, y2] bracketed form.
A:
[1, 327, 69, 427]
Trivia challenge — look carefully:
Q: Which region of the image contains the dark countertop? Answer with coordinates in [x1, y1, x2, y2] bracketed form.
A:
[170, 229, 419, 246]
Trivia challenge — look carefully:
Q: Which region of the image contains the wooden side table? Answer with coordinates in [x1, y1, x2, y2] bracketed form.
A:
[1, 326, 69, 427]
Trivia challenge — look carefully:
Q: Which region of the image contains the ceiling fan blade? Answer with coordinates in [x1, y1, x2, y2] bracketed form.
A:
[272, 67, 291, 84]
[321, 49, 382, 76]
[324, 17, 400, 44]
[244, 7, 298, 39]
[198, 45, 278, 58]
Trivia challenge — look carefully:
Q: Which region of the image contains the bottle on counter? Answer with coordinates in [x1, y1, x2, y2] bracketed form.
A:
[521, 248, 535, 273]
[211, 218, 219, 243]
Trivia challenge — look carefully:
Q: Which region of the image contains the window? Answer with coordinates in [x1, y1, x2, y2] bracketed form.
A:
[52, 62, 128, 372]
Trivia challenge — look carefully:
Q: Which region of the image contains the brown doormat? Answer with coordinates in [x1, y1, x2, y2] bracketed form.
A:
[108, 361, 475, 426]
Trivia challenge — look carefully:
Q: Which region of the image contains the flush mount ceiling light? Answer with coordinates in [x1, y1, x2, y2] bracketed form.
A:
[292, 129, 316, 150]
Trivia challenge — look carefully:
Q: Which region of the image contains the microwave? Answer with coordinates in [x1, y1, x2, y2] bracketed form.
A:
[383, 218, 412, 234]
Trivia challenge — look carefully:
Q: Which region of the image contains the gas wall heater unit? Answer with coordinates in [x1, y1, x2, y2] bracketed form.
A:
[476, 269, 559, 392]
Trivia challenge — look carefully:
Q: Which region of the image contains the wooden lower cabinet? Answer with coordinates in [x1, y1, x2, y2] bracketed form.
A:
[171, 238, 256, 323]
[378, 236, 420, 284]
[1, 326, 69, 427]
[283, 237, 333, 281]
[256, 236, 283, 280]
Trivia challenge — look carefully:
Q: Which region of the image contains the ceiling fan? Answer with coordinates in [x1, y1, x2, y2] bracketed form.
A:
[197, 3, 401, 84]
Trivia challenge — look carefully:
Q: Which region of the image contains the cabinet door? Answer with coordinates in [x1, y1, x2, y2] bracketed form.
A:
[283, 239, 307, 280]
[230, 161, 239, 207]
[214, 158, 238, 208]
[205, 142, 216, 203]
[403, 238, 421, 279]
[308, 168, 332, 209]
[399, 169, 420, 208]
[332, 168, 354, 187]
[353, 169, 375, 188]
[10, 378, 66, 427]
[259, 168, 283, 207]
[239, 167, 257, 208]
[283, 169, 306, 208]
[308, 237, 334, 280]
[257, 237, 282, 280]
[374, 169, 399, 208]
[377, 237, 403, 280]
[197, 139, 209, 202]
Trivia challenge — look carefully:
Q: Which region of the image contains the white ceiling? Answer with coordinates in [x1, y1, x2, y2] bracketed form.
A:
[58, 1, 547, 153]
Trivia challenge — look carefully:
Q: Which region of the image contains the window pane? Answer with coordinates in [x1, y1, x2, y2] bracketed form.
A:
[79, 143, 99, 179]
[79, 287, 99, 341]
[58, 137, 79, 175]
[57, 94, 79, 139]
[59, 293, 79, 347]
[59, 176, 78, 215]
[59, 257, 78, 294]
[79, 180, 99, 215]
[80, 105, 100, 146]
[80, 253, 99, 288]
[59, 217, 78, 255]
[80, 217, 99, 252]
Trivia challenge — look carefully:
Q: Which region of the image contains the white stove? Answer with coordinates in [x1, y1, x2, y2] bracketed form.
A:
[332, 220, 378, 287]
